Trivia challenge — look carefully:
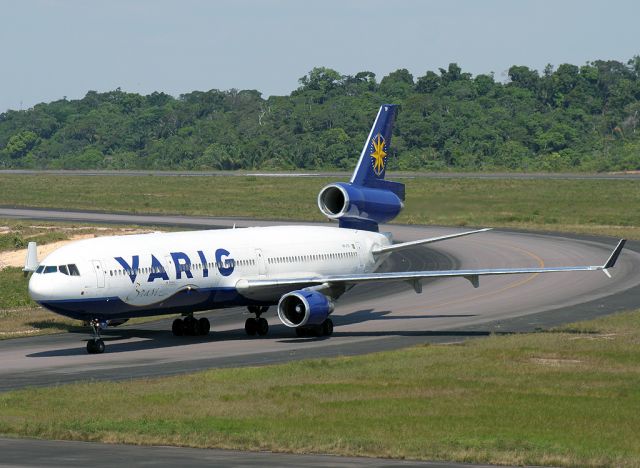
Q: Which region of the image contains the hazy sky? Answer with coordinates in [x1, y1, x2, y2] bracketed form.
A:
[1, 0, 639, 112]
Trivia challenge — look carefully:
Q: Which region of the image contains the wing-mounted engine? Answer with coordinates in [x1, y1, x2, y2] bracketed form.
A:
[277, 290, 334, 328]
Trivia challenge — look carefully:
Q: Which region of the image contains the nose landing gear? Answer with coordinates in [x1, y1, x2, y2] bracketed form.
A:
[245, 305, 269, 337]
[86, 319, 105, 354]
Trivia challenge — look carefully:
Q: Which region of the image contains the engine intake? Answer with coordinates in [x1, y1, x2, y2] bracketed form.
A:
[318, 182, 403, 228]
[277, 290, 334, 328]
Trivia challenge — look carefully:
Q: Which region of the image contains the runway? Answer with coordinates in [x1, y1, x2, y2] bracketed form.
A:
[0, 437, 513, 468]
[1, 208, 639, 392]
[2, 208, 640, 467]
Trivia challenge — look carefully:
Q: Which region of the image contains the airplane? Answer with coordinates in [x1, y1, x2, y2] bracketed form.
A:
[24, 104, 626, 354]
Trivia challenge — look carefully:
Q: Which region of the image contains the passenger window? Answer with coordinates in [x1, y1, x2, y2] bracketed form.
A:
[59, 265, 69, 275]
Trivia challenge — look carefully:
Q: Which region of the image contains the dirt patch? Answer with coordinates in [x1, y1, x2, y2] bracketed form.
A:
[530, 358, 582, 366]
[568, 333, 618, 341]
[0, 228, 151, 270]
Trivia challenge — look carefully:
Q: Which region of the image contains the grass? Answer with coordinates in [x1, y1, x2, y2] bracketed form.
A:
[0, 221, 71, 251]
[0, 174, 639, 239]
[0, 310, 639, 466]
[0, 266, 75, 340]
[0, 219, 175, 254]
[0, 267, 36, 311]
[0, 306, 81, 339]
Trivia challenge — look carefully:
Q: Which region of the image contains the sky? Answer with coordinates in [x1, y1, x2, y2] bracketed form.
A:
[1, 0, 639, 113]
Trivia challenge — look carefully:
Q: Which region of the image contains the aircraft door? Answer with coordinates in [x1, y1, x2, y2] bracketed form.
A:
[255, 249, 266, 276]
[91, 260, 106, 288]
[355, 242, 365, 271]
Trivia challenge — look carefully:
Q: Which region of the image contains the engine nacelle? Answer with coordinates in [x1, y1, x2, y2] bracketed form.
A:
[277, 290, 334, 328]
[318, 182, 403, 228]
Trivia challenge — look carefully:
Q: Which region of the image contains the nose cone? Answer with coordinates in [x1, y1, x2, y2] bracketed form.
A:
[28, 274, 53, 301]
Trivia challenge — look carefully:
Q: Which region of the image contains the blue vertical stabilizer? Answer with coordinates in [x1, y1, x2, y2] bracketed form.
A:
[349, 104, 404, 201]
[317, 104, 405, 232]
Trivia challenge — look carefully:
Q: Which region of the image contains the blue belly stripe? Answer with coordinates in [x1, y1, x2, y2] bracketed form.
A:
[37, 287, 270, 321]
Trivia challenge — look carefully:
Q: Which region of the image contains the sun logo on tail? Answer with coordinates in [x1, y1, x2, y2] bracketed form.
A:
[369, 133, 387, 176]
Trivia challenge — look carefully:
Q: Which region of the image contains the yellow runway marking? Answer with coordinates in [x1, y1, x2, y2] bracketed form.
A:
[416, 242, 546, 312]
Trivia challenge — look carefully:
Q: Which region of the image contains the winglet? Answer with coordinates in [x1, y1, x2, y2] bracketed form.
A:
[603, 239, 626, 269]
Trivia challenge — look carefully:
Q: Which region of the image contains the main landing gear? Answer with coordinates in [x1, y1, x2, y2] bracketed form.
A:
[86, 319, 106, 354]
[245, 305, 269, 337]
[295, 318, 334, 338]
[172, 315, 210, 337]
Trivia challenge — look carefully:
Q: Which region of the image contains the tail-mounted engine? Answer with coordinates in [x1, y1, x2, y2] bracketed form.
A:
[317, 182, 404, 232]
[277, 290, 334, 328]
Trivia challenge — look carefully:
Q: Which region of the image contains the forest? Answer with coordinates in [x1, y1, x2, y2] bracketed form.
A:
[1, 57, 639, 172]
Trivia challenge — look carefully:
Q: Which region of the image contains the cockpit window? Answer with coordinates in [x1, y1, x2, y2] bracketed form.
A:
[68, 264, 80, 276]
[44, 265, 58, 274]
[59, 265, 69, 275]
[35, 266, 44, 274]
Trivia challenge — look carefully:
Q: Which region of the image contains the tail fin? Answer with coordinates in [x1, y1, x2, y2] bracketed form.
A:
[350, 104, 404, 200]
[317, 104, 405, 232]
[23, 241, 39, 276]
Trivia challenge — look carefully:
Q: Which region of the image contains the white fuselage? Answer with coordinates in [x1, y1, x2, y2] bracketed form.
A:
[28, 225, 391, 321]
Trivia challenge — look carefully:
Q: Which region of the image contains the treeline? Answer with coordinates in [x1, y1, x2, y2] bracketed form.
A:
[1, 58, 640, 172]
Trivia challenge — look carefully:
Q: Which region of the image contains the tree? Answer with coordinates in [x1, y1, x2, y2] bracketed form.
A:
[380, 69, 414, 98]
[415, 71, 441, 93]
[3, 131, 38, 159]
[438, 63, 470, 84]
[1, 57, 639, 172]
[507, 65, 539, 92]
[298, 67, 343, 94]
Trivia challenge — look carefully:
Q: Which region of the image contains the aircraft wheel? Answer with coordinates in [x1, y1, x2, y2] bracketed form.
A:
[245, 317, 257, 336]
[87, 339, 105, 354]
[256, 317, 269, 336]
[184, 316, 198, 336]
[198, 317, 210, 336]
[322, 318, 334, 336]
[172, 318, 184, 336]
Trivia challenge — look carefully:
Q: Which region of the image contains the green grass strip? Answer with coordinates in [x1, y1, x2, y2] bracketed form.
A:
[1, 174, 639, 240]
[1, 310, 639, 466]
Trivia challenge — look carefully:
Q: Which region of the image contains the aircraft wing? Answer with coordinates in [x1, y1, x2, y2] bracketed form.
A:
[236, 239, 626, 297]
